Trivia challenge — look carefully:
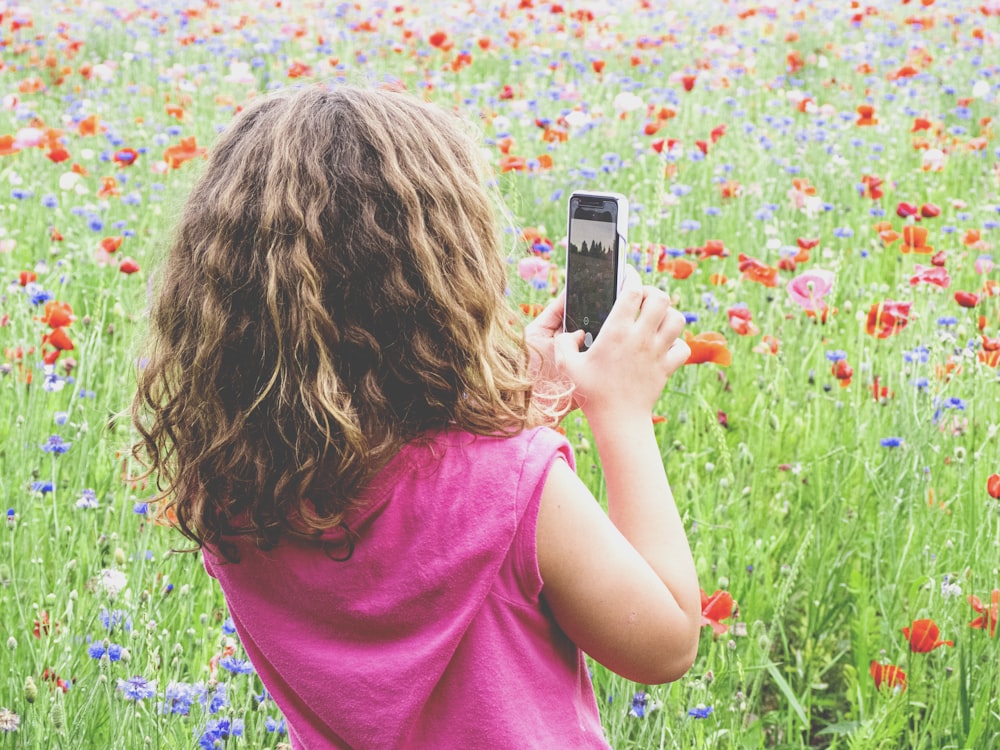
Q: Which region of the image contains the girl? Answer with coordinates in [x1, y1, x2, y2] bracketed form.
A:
[133, 84, 701, 749]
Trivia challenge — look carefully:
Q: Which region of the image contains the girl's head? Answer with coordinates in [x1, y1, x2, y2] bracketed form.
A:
[133, 84, 545, 553]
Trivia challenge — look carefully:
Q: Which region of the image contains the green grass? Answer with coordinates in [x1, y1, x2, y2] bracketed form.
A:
[1, 0, 999, 747]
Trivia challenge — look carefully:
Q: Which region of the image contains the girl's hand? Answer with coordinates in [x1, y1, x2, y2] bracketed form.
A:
[555, 266, 689, 423]
[524, 292, 578, 418]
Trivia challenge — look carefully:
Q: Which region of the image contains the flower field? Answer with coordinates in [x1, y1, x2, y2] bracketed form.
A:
[1, 0, 999, 747]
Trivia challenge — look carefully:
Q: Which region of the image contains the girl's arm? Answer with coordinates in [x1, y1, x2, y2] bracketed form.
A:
[536, 269, 701, 684]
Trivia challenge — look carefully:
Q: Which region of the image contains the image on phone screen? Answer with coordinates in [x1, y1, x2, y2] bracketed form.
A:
[565, 197, 619, 343]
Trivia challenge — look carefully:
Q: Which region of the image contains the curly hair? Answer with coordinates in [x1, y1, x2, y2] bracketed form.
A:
[132, 84, 552, 559]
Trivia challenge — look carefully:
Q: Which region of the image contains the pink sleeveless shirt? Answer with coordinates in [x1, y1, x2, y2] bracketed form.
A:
[203, 427, 611, 749]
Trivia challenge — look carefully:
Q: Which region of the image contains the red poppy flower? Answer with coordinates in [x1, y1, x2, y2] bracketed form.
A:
[737, 254, 779, 287]
[968, 589, 999, 637]
[920, 202, 941, 218]
[954, 291, 979, 308]
[896, 201, 919, 219]
[831, 359, 853, 387]
[100, 236, 123, 253]
[700, 589, 734, 634]
[902, 618, 954, 652]
[856, 104, 878, 126]
[44, 327, 74, 351]
[119, 257, 140, 274]
[40, 301, 74, 329]
[46, 147, 71, 163]
[987, 474, 1000, 500]
[909, 264, 950, 288]
[18, 270, 37, 286]
[901, 225, 933, 254]
[659, 258, 696, 279]
[697, 239, 729, 259]
[727, 306, 758, 336]
[163, 136, 207, 169]
[870, 661, 907, 691]
[113, 148, 138, 168]
[865, 300, 912, 338]
[861, 174, 884, 200]
[684, 331, 732, 367]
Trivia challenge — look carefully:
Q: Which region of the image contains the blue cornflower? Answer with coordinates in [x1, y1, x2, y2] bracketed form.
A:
[218, 656, 254, 675]
[76, 489, 99, 509]
[683, 312, 699, 324]
[942, 397, 967, 410]
[28, 287, 54, 306]
[825, 350, 847, 362]
[688, 704, 714, 719]
[629, 692, 648, 718]
[88, 642, 123, 661]
[53, 411, 69, 426]
[198, 718, 243, 749]
[161, 681, 204, 716]
[679, 219, 702, 232]
[117, 675, 156, 701]
[937, 316, 958, 327]
[205, 683, 228, 714]
[31, 481, 54, 494]
[98, 608, 131, 632]
[221, 618, 237, 636]
[913, 377, 929, 389]
[265, 717, 286, 734]
[880, 437, 904, 448]
[133, 502, 149, 515]
[41, 435, 71, 454]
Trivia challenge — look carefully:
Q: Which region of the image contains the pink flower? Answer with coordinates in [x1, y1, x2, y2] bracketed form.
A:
[516, 257, 551, 289]
[786, 269, 834, 313]
[975, 256, 995, 275]
[909, 264, 951, 288]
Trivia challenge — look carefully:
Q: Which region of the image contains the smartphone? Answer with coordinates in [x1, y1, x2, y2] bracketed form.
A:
[563, 190, 628, 350]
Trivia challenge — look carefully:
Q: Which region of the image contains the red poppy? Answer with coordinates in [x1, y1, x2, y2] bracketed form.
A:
[912, 117, 932, 132]
[100, 236, 123, 253]
[40, 301, 74, 329]
[909, 264, 950, 288]
[684, 331, 732, 367]
[856, 104, 878, 126]
[902, 618, 953, 652]
[737, 254, 779, 288]
[987, 474, 1000, 500]
[697, 239, 729, 259]
[287, 61, 314, 78]
[727, 306, 758, 336]
[954, 291, 979, 308]
[44, 327, 74, 351]
[901, 225, 933, 254]
[968, 589, 999, 637]
[499, 155, 527, 173]
[865, 301, 912, 338]
[681, 74, 696, 91]
[896, 201, 919, 219]
[97, 176, 120, 199]
[831, 359, 853, 387]
[920, 202, 941, 218]
[77, 114, 102, 136]
[870, 661, 907, 690]
[113, 148, 138, 168]
[700, 589, 734, 634]
[46, 147, 71, 163]
[428, 30, 453, 50]
[18, 270, 37, 286]
[860, 174, 884, 200]
[119, 257, 140, 274]
[659, 257, 696, 279]
[163, 136, 207, 169]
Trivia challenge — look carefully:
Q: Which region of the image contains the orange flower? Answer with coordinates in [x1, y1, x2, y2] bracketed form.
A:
[870, 661, 906, 691]
[499, 155, 527, 173]
[901, 225, 933, 254]
[737, 254, 778, 287]
[0, 134, 21, 156]
[697, 239, 729, 259]
[902, 618, 953, 652]
[40, 301, 74, 329]
[987, 474, 1000, 500]
[865, 300, 912, 338]
[968, 589, 999, 637]
[856, 104, 878, 126]
[659, 258, 696, 279]
[684, 331, 732, 366]
[77, 114, 102, 136]
[700, 589, 734, 634]
[163, 136, 206, 169]
[100, 236, 123, 253]
[44, 327, 74, 351]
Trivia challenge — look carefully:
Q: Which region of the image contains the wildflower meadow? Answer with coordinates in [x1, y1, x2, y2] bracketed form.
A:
[1, 0, 999, 747]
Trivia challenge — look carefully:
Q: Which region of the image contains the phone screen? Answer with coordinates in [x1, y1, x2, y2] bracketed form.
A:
[565, 196, 619, 345]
